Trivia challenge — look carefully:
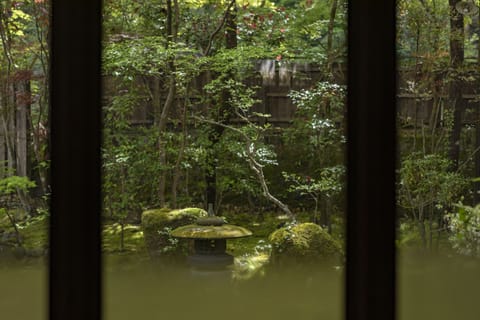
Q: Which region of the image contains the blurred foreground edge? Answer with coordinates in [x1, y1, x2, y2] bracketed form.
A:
[347, 1, 397, 320]
[49, 1, 102, 320]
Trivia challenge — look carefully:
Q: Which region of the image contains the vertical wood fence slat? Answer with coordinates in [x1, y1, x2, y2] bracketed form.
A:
[347, 1, 397, 320]
[49, 1, 102, 320]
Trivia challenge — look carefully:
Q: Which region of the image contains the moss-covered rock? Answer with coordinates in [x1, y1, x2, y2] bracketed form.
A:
[268, 222, 343, 266]
[141, 207, 207, 259]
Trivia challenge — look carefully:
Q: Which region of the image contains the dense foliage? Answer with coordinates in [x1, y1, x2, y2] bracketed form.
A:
[3, 0, 480, 260]
[100, 0, 347, 222]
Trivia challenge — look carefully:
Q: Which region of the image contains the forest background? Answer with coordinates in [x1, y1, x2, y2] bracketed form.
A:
[0, 0, 479, 260]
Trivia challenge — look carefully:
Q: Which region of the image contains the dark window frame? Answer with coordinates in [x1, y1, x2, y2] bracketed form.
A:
[49, 1, 396, 320]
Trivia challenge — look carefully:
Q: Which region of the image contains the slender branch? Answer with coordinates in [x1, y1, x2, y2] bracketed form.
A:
[327, 0, 338, 67]
[141, 76, 155, 101]
[0, 13, 14, 73]
[204, 0, 236, 56]
[194, 115, 293, 218]
[457, 145, 480, 172]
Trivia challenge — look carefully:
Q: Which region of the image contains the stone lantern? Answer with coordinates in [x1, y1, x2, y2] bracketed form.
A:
[171, 216, 252, 272]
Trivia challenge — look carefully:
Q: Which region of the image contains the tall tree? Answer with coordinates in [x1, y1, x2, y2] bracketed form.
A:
[448, 0, 465, 170]
[156, 0, 179, 207]
[204, 0, 237, 213]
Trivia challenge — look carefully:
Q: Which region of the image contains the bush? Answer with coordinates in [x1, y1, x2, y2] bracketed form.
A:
[268, 222, 343, 266]
[446, 203, 480, 257]
[141, 207, 207, 259]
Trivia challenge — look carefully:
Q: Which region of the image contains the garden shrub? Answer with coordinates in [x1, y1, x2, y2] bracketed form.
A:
[446, 203, 480, 257]
[141, 207, 207, 259]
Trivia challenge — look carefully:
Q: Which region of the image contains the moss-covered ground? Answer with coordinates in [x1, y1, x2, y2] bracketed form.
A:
[0, 208, 348, 275]
[0, 210, 48, 250]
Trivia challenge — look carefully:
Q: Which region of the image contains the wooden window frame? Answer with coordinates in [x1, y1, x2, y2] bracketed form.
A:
[49, 1, 396, 320]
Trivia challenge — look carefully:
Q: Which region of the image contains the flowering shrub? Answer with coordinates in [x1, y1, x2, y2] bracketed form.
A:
[446, 203, 480, 257]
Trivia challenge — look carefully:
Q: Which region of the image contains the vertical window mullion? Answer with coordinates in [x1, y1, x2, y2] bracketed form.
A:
[347, 1, 397, 320]
[49, 1, 102, 320]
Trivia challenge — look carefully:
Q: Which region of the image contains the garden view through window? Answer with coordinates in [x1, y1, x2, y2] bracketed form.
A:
[396, 1, 480, 318]
[1, 1, 49, 319]
[1, 1, 479, 320]
[101, 1, 346, 319]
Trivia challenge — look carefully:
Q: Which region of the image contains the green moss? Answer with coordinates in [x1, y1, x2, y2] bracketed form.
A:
[268, 222, 343, 266]
[228, 236, 273, 281]
[227, 236, 265, 256]
[171, 224, 252, 239]
[221, 211, 285, 237]
[141, 207, 207, 258]
[0, 213, 48, 263]
[102, 223, 147, 254]
[20, 216, 48, 250]
[142, 207, 206, 227]
[0, 213, 48, 250]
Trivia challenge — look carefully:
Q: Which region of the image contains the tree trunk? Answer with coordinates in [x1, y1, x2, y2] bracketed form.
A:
[5, 194, 23, 248]
[0, 134, 4, 178]
[319, 194, 327, 226]
[205, 129, 221, 211]
[418, 220, 427, 250]
[0, 114, 15, 174]
[225, 1, 237, 50]
[417, 206, 427, 250]
[156, 0, 178, 207]
[313, 197, 319, 224]
[5, 209, 22, 248]
[475, 105, 480, 203]
[171, 93, 188, 209]
[245, 143, 293, 218]
[428, 205, 434, 251]
[475, 11, 480, 203]
[1, 1, 17, 174]
[15, 77, 29, 177]
[7, 103, 15, 171]
[31, 4, 50, 196]
[152, 77, 165, 206]
[120, 221, 125, 252]
[327, 0, 338, 71]
[0, 84, 6, 178]
[158, 140, 167, 207]
[204, 0, 237, 213]
[448, 0, 465, 170]
[250, 162, 292, 217]
[435, 215, 442, 253]
[429, 95, 441, 152]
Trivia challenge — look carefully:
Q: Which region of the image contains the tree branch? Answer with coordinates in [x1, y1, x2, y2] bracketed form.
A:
[194, 115, 294, 218]
[204, 0, 236, 56]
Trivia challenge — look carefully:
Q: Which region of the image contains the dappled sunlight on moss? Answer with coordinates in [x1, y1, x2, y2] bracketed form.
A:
[20, 215, 49, 250]
[102, 223, 146, 254]
[0, 212, 48, 250]
[233, 253, 270, 281]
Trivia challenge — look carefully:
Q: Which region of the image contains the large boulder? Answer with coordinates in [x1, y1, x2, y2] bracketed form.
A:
[268, 222, 343, 266]
[141, 207, 207, 259]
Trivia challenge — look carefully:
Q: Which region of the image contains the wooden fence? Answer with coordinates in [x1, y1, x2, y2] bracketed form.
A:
[103, 60, 480, 129]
